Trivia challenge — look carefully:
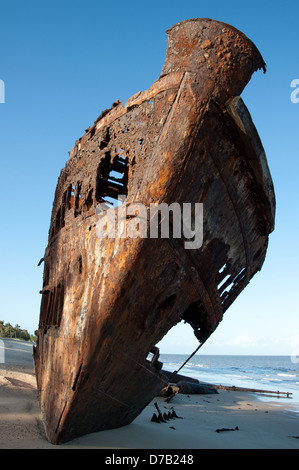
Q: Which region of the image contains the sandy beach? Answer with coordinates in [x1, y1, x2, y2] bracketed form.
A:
[0, 362, 298, 450]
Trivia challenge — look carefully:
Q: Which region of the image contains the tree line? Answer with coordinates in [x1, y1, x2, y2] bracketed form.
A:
[0, 321, 36, 342]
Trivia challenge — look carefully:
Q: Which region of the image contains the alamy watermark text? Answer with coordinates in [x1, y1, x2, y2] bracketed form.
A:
[0, 80, 5, 103]
[95, 197, 203, 249]
[290, 79, 299, 103]
[0, 339, 5, 363]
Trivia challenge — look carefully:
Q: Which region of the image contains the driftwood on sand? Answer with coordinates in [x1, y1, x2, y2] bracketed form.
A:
[158, 374, 292, 402]
[214, 384, 292, 398]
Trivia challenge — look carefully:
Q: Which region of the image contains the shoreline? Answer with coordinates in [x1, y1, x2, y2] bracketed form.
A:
[0, 364, 298, 449]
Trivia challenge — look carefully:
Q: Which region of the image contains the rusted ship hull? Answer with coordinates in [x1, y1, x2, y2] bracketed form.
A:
[34, 18, 275, 444]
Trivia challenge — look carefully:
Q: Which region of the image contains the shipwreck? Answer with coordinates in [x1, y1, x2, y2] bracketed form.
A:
[34, 18, 275, 444]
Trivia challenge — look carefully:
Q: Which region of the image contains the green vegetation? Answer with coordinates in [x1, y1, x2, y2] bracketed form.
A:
[0, 320, 36, 342]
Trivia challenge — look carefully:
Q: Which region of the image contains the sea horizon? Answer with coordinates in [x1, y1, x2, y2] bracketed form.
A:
[158, 353, 299, 411]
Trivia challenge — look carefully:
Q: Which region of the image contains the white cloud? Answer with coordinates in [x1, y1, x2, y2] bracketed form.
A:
[228, 334, 258, 348]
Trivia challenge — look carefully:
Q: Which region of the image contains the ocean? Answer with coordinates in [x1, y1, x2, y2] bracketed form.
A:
[159, 354, 299, 412]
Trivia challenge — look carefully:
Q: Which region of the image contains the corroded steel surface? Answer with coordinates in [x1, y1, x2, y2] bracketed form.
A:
[34, 18, 275, 444]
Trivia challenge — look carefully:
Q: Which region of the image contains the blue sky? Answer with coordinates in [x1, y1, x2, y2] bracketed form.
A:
[0, 0, 298, 356]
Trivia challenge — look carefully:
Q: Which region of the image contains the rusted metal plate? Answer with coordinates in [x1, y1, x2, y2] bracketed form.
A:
[34, 18, 275, 444]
